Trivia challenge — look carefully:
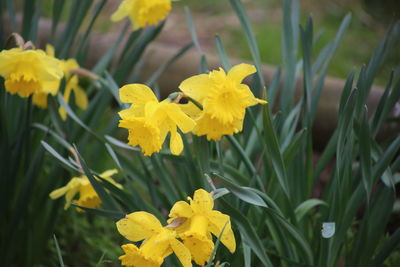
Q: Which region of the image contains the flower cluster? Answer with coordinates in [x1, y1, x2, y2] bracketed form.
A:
[119, 84, 196, 156]
[0, 47, 63, 98]
[118, 63, 266, 155]
[0, 43, 88, 119]
[117, 189, 235, 267]
[111, 0, 171, 29]
[49, 169, 122, 211]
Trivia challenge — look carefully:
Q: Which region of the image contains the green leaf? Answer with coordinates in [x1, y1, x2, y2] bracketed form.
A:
[6, 0, 17, 33]
[211, 173, 267, 207]
[215, 35, 232, 70]
[280, 0, 300, 114]
[76, 0, 107, 58]
[220, 199, 273, 267]
[71, 204, 124, 220]
[57, 93, 104, 142]
[28, 0, 43, 43]
[51, 0, 65, 41]
[264, 208, 314, 265]
[357, 106, 373, 200]
[92, 22, 130, 75]
[229, 0, 265, 90]
[184, 7, 203, 54]
[263, 104, 290, 198]
[369, 228, 400, 267]
[205, 222, 228, 267]
[53, 235, 65, 267]
[295, 199, 328, 221]
[22, 0, 36, 39]
[33, 123, 71, 150]
[41, 140, 79, 171]
[105, 135, 140, 152]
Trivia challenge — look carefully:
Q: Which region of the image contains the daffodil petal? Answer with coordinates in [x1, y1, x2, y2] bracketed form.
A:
[208, 210, 236, 253]
[73, 85, 88, 109]
[179, 102, 203, 120]
[190, 189, 214, 213]
[99, 169, 118, 178]
[240, 84, 267, 105]
[170, 129, 183, 155]
[116, 211, 163, 242]
[32, 92, 48, 108]
[111, 0, 133, 22]
[46, 44, 55, 57]
[170, 239, 192, 267]
[119, 84, 158, 104]
[169, 201, 193, 219]
[227, 63, 256, 84]
[166, 104, 196, 133]
[179, 73, 214, 103]
[49, 186, 69, 199]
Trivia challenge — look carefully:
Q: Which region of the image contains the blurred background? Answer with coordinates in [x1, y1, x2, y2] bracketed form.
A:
[35, 0, 400, 85]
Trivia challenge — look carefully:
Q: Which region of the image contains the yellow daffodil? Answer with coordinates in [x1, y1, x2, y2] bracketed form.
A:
[118, 84, 196, 156]
[57, 75, 88, 120]
[111, 0, 171, 29]
[117, 211, 192, 267]
[0, 47, 63, 98]
[179, 63, 267, 141]
[168, 189, 236, 266]
[32, 45, 88, 117]
[49, 169, 121, 211]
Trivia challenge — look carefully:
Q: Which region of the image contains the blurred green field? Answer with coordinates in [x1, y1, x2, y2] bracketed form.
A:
[180, 0, 399, 84]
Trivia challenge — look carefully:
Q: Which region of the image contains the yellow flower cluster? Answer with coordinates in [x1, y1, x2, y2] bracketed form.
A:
[117, 189, 235, 267]
[49, 169, 122, 211]
[119, 84, 196, 156]
[0, 44, 88, 119]
[111, 0, 171, 29]
[119, 63, 266, 155]
[0, 47, 63, 99]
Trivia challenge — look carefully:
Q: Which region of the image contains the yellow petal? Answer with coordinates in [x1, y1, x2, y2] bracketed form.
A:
[119, 83, 158, 104]
[170, 239, 192, 267]
[99, 169, 118, 178]
[45, 44, 55, 57]
[183, 236, 214, 266]
[169, 129, 183, 155]
[227, 63, 256, 84]
[179, 102, 202, 120]
[116, 211, 163, 242]
[70, 77, 88, 109]
[190, 189, 214, 213]
[208, 210, 236, 253]
[240, 84, 267, 105]
[166, 104, 196, 133]
[49, 186, 69, 200]
[179, 73, 214, 103]
[169, 201, 193, 219]
[32, 92, 48, 109]
[111, 0, 134, 22]
[58, 107, 67, 121]
[41, 80, 60, 96]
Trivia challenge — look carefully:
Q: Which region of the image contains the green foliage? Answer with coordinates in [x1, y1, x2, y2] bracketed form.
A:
[1, 0, 400, 266]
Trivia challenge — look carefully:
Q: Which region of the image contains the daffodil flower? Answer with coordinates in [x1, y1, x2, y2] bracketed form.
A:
[168, 189, 236, 266]
[49, 169, 121, 211]
[31, 45, 88, 117]
[111, 0, 171, 29]
[0, 47, 63, 98]
[179, 63, 267, 141]
[118, 84, 196, 156]
[117, 211, 192, 267]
